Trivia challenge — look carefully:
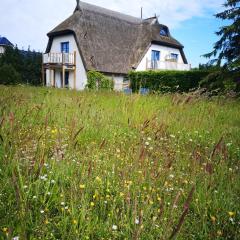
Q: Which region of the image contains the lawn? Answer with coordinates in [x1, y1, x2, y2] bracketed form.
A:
[0, 85, 239, 239]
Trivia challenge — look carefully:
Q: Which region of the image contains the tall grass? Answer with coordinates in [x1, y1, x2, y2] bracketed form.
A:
[0, 85, 239, 239]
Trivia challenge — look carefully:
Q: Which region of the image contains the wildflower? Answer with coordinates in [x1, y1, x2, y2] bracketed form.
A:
[23, 185, 28, 189]
[147, 137, 152, 141]
[211, 216, 216, 223]
[51, 129, 57, 134]
[217, 230, 222, 236]
[170, 134, 175, 138]
[72, 219, 77, 225]
[2, 227, 8, 233]
[61, 202, 65, 206]
[228, 212, 235, 217]
[13, 237, 19, 240]
[40, 210, 44, 214]
[51, 180, 55, 184]
[169, 174, 174, 179]
[135, 218, 140, 224]
[33, 196, 37, 199]
[80, 184, 85, 189]
[44, 219, 49, 225]
[95, 176, 102, 182]
[90, 202, 95, 207]
[119, 192, 124, 197]
[116, 149, 121, 153]
[112, 225, 117, 230]
[145, 142, 150, 146]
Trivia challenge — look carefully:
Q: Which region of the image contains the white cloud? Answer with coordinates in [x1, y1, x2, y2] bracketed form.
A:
[0, 0, 224, 51]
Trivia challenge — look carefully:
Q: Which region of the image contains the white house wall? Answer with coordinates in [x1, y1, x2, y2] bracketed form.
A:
[47, 34, 87, 90]
[0, 46, 5, 54]
[106, 74, 124, 91]
[136, 44, 185, 71]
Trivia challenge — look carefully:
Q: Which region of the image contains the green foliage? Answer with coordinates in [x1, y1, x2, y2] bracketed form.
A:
[0, 64, 21, 84]
[128, 70, 210, 93]
[203, 0, 240, 72]
[200, 70, 237, 94]
[0, 86, 239, 239]
[87, 70, 114, 90]
[0, 46, 42, 85]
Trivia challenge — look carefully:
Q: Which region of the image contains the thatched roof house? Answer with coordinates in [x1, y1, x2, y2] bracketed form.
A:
[43, 1, 190, 90]
[0, 36, 13, 54]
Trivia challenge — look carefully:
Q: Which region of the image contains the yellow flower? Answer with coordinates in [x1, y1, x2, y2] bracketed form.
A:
[51, 129, 57, 134]
[228, 212, 235, 217]
[45, 219, 49, 225]
[149, 200, 154, 205]
[80, 184, 85, 189]
[119, 192, 124, 197]
[95, 176, 102, 182]
[72, 219, 77, 225]
[90, 202, 95, 207]
[2, 228, 8, 233]
[210, 216, 216, 223]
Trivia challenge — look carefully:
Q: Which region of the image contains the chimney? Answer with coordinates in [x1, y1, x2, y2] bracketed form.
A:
[74, 0, 81, 12]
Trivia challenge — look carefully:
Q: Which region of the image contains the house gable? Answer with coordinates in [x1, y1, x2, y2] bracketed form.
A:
[46, 1, 187, 75]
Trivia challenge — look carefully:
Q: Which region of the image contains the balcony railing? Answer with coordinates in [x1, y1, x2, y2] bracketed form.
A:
[147, 59, 191, 71]
[43, 52, 76, 65]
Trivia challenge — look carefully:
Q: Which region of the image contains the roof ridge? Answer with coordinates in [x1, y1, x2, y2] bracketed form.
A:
[80, 1, 143, 24]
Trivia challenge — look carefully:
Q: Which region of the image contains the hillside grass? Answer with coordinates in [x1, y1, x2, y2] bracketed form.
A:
[0, 85, 239, 239]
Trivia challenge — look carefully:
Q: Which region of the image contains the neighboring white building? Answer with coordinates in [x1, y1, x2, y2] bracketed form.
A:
[43, 1, 191, 91]
[0, 36, 13, 54]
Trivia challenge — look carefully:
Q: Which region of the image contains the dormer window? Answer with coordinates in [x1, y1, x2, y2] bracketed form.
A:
[160, 27, 168, 37]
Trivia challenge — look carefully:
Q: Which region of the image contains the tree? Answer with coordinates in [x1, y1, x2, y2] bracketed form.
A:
[0, 64, 21, 85]
[0, 45, 42, 85]
[204, 0, 240, 72]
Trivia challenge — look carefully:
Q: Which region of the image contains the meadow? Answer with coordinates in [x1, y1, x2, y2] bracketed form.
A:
[0, 85, 239, 240]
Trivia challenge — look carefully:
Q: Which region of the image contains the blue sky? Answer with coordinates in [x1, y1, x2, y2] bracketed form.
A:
[172, 15, 224, 67]
[0, 0, 225, 67]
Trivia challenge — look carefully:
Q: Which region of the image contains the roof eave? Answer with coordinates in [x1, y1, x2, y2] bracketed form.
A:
[151, 40, 183, 49]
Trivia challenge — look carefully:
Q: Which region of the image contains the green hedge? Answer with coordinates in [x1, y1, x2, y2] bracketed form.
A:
[128, 70, 210, 93]
[86, 70, 114, 90]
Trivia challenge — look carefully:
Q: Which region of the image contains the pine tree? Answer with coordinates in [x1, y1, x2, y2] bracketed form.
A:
[204, 0, 240, 72]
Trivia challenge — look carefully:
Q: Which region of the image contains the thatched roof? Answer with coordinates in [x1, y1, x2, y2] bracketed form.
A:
[46, 1, 187, 74]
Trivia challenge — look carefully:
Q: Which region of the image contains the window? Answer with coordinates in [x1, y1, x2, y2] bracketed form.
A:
[151, 50, 160, 61]
[171, 53, 178, 61]
[160, 28, 168, 36]
[61, 42, 69, 53]
[151, 50, 160, 69]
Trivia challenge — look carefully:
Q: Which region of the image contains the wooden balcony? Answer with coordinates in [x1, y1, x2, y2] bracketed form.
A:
[146, 59, 191, 71]
[43, 52, 76, 66]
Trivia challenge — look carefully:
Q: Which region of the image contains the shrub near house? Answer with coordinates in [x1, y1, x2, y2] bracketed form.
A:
[87, 70, 114, 90]
[128, 70, 210, 93]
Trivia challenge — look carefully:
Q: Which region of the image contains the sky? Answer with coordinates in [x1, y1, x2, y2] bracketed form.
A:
[0, 0, 226, 67]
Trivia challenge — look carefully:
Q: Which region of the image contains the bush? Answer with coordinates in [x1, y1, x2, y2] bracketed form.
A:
[0, 64, 21, 85]
[200, 70, 238, 94]
[86, 70, 114, 90]
[128, 70, 210, 93]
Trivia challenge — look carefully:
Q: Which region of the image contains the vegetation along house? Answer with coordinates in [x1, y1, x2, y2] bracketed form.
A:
[42, 0, 191, 90]
[0, 36, 13, 54]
